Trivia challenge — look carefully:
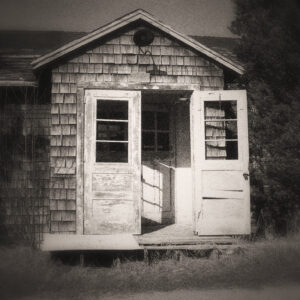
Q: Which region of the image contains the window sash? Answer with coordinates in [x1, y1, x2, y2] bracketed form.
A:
[142, 111, 170, 152]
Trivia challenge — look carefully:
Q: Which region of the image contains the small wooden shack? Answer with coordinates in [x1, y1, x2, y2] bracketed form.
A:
[0, 10, 250, 250]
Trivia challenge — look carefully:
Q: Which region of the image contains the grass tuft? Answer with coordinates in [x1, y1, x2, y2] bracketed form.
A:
[0, 238, 299, 299]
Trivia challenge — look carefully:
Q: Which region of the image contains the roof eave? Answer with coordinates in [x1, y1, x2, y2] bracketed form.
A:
[0, 80, 38, 87]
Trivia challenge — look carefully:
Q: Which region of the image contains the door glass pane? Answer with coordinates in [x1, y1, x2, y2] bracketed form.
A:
[142, 132, 155, 151]
[205, 121, 226, 140]
[96, 121, 128, 141]
[96, 142, 128, 162]
[157, 112, 169, 130]
[157, 132, 170, 151]
[142, 111, 155, 130]
[205, 140, 226, 159]
[97, 100, 128, 120]
[205, 140, 238, 160]
[225, 141, 238, 159]
[204, 101, 237, 120]
[225, 121, 238, 139]
[205, 121, 237, 140]
[204, 100, 238, 160]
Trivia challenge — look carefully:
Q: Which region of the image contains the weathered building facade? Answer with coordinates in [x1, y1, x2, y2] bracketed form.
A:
[0, 10, 250, 250]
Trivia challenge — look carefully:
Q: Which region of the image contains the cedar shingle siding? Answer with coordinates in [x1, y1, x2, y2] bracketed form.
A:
[0, 103, 51, 241]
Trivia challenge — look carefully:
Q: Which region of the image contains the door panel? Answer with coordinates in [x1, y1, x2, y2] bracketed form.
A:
[142, 159, 174, 224]
[190, 90, 250, 235]
[199, 198, 246, 235]
[84, 90, 141, 235]
[202, 171, 244, 199]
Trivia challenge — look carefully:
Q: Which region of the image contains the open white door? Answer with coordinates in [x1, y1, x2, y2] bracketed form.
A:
[190, 90, 250, 235]
[84, 90, 141, 234]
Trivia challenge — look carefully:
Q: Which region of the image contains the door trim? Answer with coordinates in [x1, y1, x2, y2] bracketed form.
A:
[76, 87, 85, 235]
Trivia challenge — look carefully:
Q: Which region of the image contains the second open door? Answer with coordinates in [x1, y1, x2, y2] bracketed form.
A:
[190, 90, 250, 235]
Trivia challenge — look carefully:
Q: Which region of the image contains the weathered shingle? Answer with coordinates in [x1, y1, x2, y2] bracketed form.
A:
[0, 31, 241, 85]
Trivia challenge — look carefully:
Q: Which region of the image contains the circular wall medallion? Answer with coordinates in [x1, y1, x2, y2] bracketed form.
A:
[133, 29, 154, 47]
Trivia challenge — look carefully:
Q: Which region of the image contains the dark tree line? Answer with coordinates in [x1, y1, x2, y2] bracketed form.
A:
[230, 0, 300, 235]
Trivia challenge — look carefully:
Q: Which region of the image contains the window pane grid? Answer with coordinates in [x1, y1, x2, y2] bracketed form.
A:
[96, 100, 129, 163]
[204, 100, 237, 119]
[142, 110, 170, 152]
[204, 100, 238, 160]
[205, 120, 238, 140]
[97, 100, 128, 120]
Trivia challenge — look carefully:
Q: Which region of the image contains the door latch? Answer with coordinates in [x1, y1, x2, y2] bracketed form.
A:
[243, 173, 250, 180]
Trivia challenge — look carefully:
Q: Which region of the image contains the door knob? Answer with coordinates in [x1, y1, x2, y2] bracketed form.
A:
[243, 173, 249, 180]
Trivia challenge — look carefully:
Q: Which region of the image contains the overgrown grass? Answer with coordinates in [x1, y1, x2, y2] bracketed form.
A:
[0, 237, 300, 299]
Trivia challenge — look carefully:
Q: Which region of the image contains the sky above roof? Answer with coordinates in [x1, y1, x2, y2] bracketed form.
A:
[0, 0, 236, 37]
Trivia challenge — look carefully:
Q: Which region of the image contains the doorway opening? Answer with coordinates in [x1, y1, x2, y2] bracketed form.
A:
[141, 91, 192, 234]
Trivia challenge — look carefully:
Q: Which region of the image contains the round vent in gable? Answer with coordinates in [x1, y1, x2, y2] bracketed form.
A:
[133, 28, 154, 47]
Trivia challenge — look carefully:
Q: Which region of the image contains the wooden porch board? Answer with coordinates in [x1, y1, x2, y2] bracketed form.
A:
[41, 224, 238, 251]
[137, 224, 237, 246]
[142, 244, 244, 251]
[137, 236, 237, 246]
[41, 233, 142, 251]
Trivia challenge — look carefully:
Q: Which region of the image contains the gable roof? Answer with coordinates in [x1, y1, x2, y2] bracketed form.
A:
[31, 9, 243, 74]
[0, 31, 86, 85]
[0, 31, 240, 85]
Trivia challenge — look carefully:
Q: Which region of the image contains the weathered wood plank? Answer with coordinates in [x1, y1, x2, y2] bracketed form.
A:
[76, 88, 84, 234]
[138, 236, 237, 246]
[41, 233, 141, 251]
[142, 244, 242, 250]
[92, 173, 132, 191]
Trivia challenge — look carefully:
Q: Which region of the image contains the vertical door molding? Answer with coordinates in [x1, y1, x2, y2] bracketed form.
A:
[76, 87, 85, 234]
